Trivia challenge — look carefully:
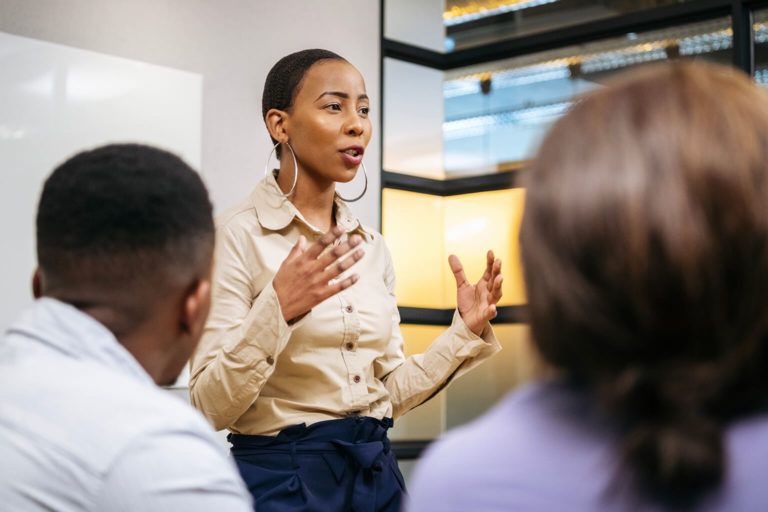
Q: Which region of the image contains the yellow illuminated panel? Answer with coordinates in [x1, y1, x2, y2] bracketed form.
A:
[382, 189, 449, 308]
[399, 324, 446, 356]
[382, 187, 527, 309]
[443, 189, 527, 306]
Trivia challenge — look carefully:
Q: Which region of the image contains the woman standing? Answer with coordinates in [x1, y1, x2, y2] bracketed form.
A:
[190, 49, 503, 512]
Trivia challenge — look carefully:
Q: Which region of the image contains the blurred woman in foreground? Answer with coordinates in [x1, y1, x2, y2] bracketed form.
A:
[408, 62, 768, 511]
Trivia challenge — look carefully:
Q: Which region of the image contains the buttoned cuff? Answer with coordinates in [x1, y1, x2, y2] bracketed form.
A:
[444, 310, 502, 361]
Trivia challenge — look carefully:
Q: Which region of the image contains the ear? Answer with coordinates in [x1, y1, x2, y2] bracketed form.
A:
[180, 278, 212, 341]
[265, 108, 290, 144]
[32, 267, 43, 299]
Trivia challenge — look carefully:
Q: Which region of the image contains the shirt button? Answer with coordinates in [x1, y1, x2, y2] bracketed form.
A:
[345, 342, 355, 351]
[353, 375, 361, 383]
[266, 356, 275, 365]
[345, 305, 354, 313]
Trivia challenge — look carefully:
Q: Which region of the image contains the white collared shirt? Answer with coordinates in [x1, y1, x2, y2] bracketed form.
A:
[0, 298, 252, 511]
[189, 174, 501, 435]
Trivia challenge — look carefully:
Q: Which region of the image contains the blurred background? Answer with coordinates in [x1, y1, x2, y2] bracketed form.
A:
[381, 0, 763, 480]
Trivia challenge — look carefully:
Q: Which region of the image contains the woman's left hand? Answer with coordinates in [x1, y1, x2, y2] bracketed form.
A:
[450, 250, 503, 336]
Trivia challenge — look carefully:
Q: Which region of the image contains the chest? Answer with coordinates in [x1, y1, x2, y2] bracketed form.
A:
[249, 231, 394, 351]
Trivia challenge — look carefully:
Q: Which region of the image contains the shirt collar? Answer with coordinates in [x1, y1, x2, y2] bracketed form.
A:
[252, 171, 372, 240]
[4, 298, 154, 385]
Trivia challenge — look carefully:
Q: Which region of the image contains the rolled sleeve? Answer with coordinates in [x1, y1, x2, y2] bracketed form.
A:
[189, 224, 307, 431]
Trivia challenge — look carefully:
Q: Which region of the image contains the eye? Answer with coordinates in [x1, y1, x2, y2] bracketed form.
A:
[359, 106, 370, 116]
[325, 103, 342, 112]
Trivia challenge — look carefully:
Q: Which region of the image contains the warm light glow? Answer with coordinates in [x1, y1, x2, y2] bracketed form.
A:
[382, 189, 448, 308]
[400, 324, 446, 357]
[444, 0, 559, 26]
[382, 188, 527, 309]
[444, 189, 527, 306]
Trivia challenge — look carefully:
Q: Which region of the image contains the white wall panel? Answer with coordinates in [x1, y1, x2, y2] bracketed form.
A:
[0, 31, 202, 333]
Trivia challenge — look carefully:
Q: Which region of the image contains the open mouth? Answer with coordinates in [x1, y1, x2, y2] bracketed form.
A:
[341, 146, 364, 158]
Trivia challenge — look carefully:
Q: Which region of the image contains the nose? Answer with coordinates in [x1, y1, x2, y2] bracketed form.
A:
[344, 112, 364, 137]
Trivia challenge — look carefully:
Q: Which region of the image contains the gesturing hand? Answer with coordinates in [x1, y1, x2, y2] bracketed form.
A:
[273, 226, 364, 323]
[449, 250, 503, 336]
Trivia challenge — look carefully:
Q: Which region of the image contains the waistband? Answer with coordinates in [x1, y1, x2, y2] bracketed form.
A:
[228, 416, 393, 452]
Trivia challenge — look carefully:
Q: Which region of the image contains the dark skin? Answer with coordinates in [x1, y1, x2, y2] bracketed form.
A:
[265, 60, 503, 334]
[32, 266, 212, 387]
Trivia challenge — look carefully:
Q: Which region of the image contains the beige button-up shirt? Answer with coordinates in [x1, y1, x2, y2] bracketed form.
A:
[189, 174, 501, 435]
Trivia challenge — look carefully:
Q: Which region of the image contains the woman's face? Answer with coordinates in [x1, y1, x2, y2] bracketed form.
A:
[285, 60, 372, 184]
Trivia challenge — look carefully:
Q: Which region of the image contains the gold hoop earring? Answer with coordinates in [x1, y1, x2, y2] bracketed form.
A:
[264, 142, 298, 197]
[337, 162, 368, 203]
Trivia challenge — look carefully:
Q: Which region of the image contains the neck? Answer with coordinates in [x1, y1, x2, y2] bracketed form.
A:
[45, 289, 172, 386]
[277, 158, 336, 232]
[119, 330, 176, 386]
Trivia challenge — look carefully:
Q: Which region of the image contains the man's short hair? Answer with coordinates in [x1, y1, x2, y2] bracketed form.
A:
[36, 143, 214, 308]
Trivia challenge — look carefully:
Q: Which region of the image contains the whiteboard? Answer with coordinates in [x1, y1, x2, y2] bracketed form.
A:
[0, 31, 202, 338]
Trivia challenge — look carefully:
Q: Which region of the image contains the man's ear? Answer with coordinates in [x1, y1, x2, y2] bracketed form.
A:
[180, 278, 212, 340]
[265, 108, 290, 144]
[32, 267, 43, 299]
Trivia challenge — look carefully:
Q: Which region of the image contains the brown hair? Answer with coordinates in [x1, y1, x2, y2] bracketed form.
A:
[521, 62, 768, 506]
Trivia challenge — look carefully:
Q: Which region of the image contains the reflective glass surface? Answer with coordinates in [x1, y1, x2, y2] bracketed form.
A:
[754, 9, 768, 86]
[385, 0, 696, 53]
[443, 17, 732, 176]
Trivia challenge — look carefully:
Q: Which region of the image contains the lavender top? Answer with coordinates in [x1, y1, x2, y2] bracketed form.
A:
[407, 380, 768, 512]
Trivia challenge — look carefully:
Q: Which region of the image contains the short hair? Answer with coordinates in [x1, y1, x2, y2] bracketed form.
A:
[36, 144, 214, 315]
[522, 62, 768, 507]
[262, 48, 346, 157]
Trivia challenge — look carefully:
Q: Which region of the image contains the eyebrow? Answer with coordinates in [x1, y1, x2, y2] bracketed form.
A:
[315, 91, 369, 101]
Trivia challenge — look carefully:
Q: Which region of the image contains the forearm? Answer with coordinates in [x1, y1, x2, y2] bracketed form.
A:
[383, 311, 500, 418]
[189, 281, 297, 430]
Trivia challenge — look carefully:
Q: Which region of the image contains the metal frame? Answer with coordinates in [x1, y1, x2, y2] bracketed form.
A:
[382, 169, 521, 196]
[383, 0, 765, 72]
[399, 305, 528, 326]
[391, 440, 430, 460]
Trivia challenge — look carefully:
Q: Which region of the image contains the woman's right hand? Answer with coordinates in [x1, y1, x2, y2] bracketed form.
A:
[273, 225, 364, 323]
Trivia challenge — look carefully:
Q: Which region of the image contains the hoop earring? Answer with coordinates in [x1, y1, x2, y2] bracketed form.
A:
[264, 141, 298, 198]
[337, 162, 368, 203]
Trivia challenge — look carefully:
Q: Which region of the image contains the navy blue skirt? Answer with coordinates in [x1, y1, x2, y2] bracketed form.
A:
[229, 416, 406, 512]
